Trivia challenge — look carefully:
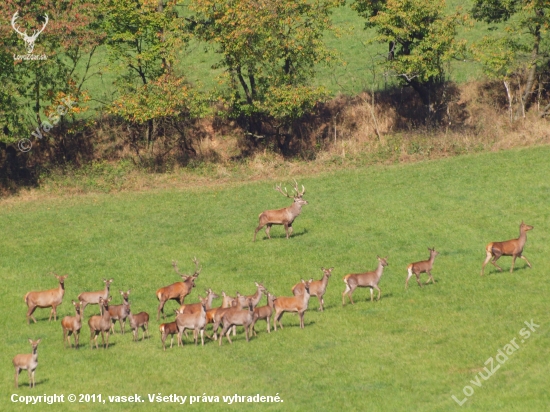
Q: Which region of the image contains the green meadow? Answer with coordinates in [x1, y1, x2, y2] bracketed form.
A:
[1, 146, 549, 411]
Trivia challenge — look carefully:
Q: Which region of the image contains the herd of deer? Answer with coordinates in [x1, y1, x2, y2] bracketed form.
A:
[12, 179, 534, 389]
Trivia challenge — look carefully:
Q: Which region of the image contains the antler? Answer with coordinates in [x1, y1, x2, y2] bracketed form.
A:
[33, 14, 48, 38]
[172, 260, 183, 276]
[192, 257, 202, 276]
[292, 179, 305, 197]
[11, 12, 27, 37]
[274, 184, 293, 198]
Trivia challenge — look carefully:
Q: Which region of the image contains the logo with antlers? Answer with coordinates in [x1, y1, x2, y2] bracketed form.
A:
[11, 12, 49, 54]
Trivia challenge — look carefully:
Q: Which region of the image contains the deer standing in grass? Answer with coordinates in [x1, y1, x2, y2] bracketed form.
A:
[156, 258, 200, 320]
[179, 288, 218, 342]
[159, 320, 179, 351]
[78, 278, 113, 316]
[175, 296, 208, 346]
[24, 273, 68, 324]
[61, 300, 83, 349]
[251, 291, 276, 336]
[342, 256, 388, 305]
[88, 297, 112, 349]
[109, 289, 130, 334]
[293, 267, 333, 311]
[254, 180, 308, 241]
[127, 307, 149, 342]
[13, 339, 41, 388]
[481, 221, 534, 276]
[219, 298, 255, 346]
[273, 279, 311, 331]
[211, 293, 243, 340]
[405, 248, 439, 289]
[237, 282, 266, 308]
[206, 291, 237, 340]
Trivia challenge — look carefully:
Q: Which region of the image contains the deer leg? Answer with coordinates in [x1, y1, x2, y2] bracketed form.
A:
[415, 273, 423, 288]
[520, 255, 532, 268]
[26, 305, 37, 324]
[490, 252, 503, 271]
[405, 267, 414, 289]
[254, 222, 265, 242]
[348, 284, 356, 304]
[28, 369, 34, 388]
[119, 319, 124, 334]
[288, 224, 293, 238]
[342, 283, 351, 306]
[14, 367, 21, 388]
[265, 224, 272, 239]
[267, 316, 271, 333]
[299, 311, 304, 329]
[319, 295, 324, 311]
[375, 285, 381, 301]
[427, 270, 435, 284]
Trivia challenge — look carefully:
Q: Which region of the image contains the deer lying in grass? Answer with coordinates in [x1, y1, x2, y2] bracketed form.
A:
[219, 298, 255, 346]
[342, 256, 388, 305]
[251, 291, 276, 336]
[293, 267, 333, 311]
[13, 339, 41, 388]
[109, 289, 130, 334]
[159, 320, 179, 351]
[78, 278, 113, 316]
[406, 248, 439, 289]
[88, 297, 112, 349]
[481, 221, 534, 276]
[127, 307, 149, 342]
[61, 300, 83, 349]
[156, 258, 200, 320]
[175, 296, 208, 346]
[273, 279, 311, 331]
[25, 273, 68, 324]
[254, 180, 308, 241]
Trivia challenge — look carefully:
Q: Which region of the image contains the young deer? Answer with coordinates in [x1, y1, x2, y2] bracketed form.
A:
[159, 321, 179, 351]
[61, 300, 83, 349]
[127, 307, 149, 342]
[156, 258, 200, 320]
[24, 273, 68, 324]
[254, 180, 308, 241]
[251, 291, 276, 336]
[292, 267, 333, 311]
[406, 248, 439, 289]
[342, 256, 388, 305]
[175, 296, 208, 346]
[88, 297, 112, 349]
[205, 291, 236, 340]
[78, 278, 113, 316]
[237, 282, 266, 308]
[211, 293, 242, 340]
[481, 221, 534, 276]
[273, 279, 311, 330]
[109, 289, 130, 334]
[219, 298, 255, 346]
[13, 339, 42, 388]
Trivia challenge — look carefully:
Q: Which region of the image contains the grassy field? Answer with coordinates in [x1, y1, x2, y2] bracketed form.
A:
[1, 146, 549, 411]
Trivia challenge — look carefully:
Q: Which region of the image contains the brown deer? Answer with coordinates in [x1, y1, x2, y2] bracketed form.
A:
[342, 256, 388, 305]
[211, 293, 242, 340]
[88, 297, 112, 349]
[179, 288, 218, 313]
[13, 339, 42, 388]
[78, 278, 113, 315]
[108, 289, 130, 334]
[127, 307, 149, 342]
[273, 279, 311, 331]
[254, 180, 308, 241]
[237, 282, 267, 308]
[219, 298, 255, 346]
[205, 291, 236, 340]
[24, 273, 68, 324]
[481, 221, 534, 276]
[175, 296, 208, 346]
[405, 248, 439, 289]
[156, 258, 200, 320]
[293, 267, 333, 311]
[159, 320, 179, 351]
[61, 300, 83, 349]
[251, 291, 276, 336]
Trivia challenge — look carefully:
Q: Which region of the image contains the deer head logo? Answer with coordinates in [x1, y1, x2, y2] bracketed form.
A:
[11, 12, 49, 54]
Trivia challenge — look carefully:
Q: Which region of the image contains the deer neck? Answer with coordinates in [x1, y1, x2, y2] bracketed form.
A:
[518, 228, 528, 246]
[289, 201, 302, 217]
[375, 263, 385, 280]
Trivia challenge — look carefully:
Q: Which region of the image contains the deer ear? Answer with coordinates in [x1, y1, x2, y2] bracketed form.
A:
[28, 338, 33, 344]
[36, 338, 42, 344]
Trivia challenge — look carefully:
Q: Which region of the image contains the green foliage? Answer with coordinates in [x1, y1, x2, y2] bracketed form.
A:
[189, 0, 343, 132]
[353, 0, 466, 105]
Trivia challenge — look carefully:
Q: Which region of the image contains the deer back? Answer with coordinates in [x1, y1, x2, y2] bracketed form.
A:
[25, 275, 67, 308]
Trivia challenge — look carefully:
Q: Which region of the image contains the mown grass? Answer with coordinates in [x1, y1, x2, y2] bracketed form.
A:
[1, 146, 549, 411]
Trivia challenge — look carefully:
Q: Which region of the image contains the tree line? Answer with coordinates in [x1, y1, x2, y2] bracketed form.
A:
[1, 0, 549, 172]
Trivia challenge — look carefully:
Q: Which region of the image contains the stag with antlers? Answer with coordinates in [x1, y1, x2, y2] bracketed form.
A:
[254, 180, 308, 241]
